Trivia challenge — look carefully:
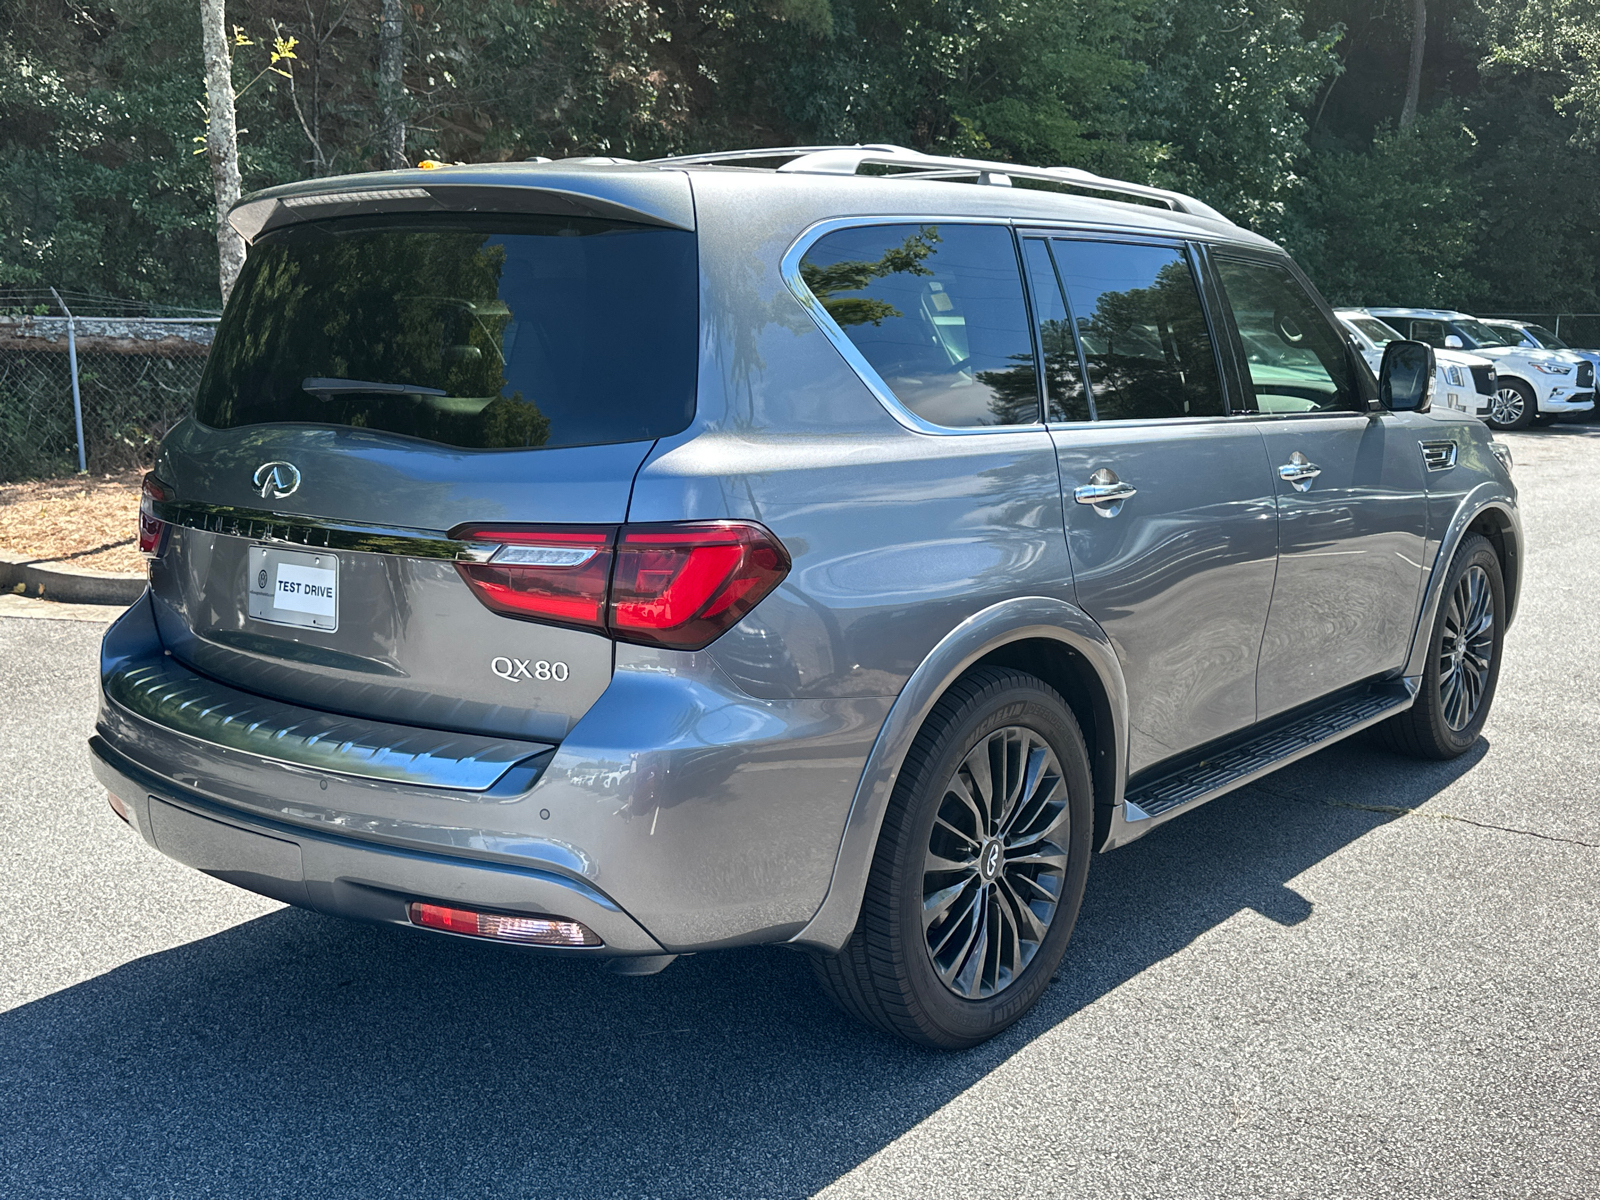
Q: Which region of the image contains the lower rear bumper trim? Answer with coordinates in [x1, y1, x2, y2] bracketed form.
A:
[89, 735, 666, 955]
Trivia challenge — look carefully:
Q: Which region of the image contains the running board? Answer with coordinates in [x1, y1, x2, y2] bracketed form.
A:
[1117, 681, 1416, 834]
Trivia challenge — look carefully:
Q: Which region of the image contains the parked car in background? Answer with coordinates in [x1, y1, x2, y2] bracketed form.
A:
[91, 146, 1520, 1049]
[1364, 307, 1595, 430]
[1337, 310, 1494, 421]
[1482, 319, 1600, 396]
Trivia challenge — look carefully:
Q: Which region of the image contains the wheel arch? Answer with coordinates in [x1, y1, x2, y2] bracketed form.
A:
[1403, 490, 1523, 679]
[788, 597, 1128, 953]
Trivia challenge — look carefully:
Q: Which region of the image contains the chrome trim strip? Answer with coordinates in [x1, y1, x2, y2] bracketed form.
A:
[105, 656, 554, 791]
[153, 499, 495, 561]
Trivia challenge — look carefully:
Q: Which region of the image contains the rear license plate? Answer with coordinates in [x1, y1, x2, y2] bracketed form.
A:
[248, 546, 340, 632]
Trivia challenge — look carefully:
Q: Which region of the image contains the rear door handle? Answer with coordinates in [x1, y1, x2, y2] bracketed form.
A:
[1073, 468, 1136, 517]
[1277, 451, 1321, 492]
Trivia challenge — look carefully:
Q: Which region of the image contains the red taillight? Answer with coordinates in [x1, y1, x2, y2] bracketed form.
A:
[610, 523, 790, 649]
[451, 521, 790, 651]
[138, 474, 169, 557]
[452, 527, 614, 632]
[407, 902, 602, 947]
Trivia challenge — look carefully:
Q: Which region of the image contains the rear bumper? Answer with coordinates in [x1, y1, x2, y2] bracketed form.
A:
[93, 593, 891, 954]
[90, 734, 666, 954]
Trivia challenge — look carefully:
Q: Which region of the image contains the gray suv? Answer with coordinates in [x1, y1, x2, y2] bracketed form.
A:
[92, 146, 1521, 1048]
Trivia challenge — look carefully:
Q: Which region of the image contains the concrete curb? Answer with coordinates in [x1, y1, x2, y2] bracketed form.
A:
[0, 551, 146, 605]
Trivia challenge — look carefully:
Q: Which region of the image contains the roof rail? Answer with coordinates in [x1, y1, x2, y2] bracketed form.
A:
[644, 144, 1231, 224]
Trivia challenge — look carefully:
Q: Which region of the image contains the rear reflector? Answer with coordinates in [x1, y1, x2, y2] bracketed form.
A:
[107, 792, 130, 824]
[451, 520, 790, 651]
[139, 475, 169, 557]
[407, 901, 602, 947]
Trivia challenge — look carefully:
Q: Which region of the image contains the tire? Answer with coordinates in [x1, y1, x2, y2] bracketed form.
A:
[1376, 534, 1505, 760]
[1486, 379, 1536, 431]
[810, 667, 1093, 1049]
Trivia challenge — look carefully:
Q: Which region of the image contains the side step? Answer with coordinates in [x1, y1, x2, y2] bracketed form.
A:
[1120, 681, 1416, 829]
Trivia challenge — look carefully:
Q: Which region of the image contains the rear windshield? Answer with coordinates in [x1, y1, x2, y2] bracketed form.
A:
[194, 213, 697, 450]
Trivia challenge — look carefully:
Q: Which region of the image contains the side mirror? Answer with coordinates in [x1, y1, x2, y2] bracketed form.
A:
[1380, 339, 1435, 413]
[1443, 334, 1464, 349]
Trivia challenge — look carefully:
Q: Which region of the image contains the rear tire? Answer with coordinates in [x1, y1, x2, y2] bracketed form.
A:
[1376, 534, 1504, 760]
[810, 667, 1093, 1049]
[1486, 380, 1536, 430]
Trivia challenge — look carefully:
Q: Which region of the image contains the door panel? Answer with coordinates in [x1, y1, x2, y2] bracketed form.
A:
[1254, 416, 1429, 717]
[1027, 234, 1279, 776]
[1054, 423, 1280, 774]
[1206, 254, 1429, 717]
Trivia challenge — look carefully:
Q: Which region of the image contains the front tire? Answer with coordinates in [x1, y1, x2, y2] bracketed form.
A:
[811, 668, 1093, 1049]
[1486, 380, 1536, 430]
[1377, 534, 1505, 759]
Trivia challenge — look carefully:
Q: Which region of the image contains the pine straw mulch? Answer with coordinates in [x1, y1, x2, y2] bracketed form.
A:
[0, 471, 146, 574]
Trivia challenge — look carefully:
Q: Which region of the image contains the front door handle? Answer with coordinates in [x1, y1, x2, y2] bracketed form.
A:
[1073, 468, 1137, 517]
[1277, 451, 1322, 492]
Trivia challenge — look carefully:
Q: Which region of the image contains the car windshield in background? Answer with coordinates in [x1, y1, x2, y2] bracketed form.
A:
[1455, 319, 1513, 347]
[1523, 324, 1569, 349]
[195, 214, 698, 450]
[1349, 317, 1402, 346]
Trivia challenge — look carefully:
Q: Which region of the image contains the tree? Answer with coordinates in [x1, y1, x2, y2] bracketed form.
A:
[1399, 0, 1425, 130]
[198, 0, 246, 301]
[377, 0, 406, 169]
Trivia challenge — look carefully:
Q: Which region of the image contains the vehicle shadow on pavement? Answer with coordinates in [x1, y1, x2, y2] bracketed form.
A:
[0, 737, 1485, 1199]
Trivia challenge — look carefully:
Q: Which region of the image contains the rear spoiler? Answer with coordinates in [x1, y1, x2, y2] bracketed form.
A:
[229, 165, 696, 243]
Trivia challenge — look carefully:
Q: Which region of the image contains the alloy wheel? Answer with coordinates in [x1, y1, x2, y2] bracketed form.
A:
[1439, 564, 1495, 731]
[922, 725, 1070, 999]
[1490, 386, 1525, 426]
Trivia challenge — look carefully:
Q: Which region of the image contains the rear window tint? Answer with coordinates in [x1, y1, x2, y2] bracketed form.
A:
[1048, 239, 1223, 421]
[798, 223, 1039, 428]
[195, 214, 697, 450]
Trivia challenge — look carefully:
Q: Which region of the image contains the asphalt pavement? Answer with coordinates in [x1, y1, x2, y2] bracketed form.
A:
[1, 424, 1596, 1199]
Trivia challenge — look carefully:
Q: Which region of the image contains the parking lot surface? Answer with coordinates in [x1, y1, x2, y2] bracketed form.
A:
[2, 425, 1596, 1199]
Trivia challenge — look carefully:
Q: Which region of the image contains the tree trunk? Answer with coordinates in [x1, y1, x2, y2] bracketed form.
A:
[199, 0, 246, 302]
[1400, 0, 1425, 131]
[377, 0, 406, 169]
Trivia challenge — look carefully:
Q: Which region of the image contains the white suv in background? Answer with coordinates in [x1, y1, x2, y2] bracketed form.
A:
[1336, 310, 1493, 421]
[1363, 307, 1595, 430]
[1482, 319, 1600, 386]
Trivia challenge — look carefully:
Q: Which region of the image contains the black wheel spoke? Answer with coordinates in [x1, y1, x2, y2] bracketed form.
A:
[1437, 564, 1496, 732]
[923, 723, 1071, 1001]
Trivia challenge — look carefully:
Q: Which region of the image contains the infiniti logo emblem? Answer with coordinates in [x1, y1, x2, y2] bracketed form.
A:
[253, 461, 301, 499]
[980, 840, 1002, 880]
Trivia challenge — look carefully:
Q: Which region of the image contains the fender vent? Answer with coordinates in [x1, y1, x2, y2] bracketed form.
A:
[1421, 441, 1458, 471]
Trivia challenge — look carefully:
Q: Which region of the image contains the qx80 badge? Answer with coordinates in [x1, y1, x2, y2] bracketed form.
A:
[492, 657, 571, 683]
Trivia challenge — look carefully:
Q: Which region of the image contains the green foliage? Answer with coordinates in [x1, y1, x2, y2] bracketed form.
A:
[1284, 111, 1479, 305]
[1, 0, 1596, 314]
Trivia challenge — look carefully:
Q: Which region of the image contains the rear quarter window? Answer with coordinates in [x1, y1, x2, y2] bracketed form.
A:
[195, 213, 698, 450]
[798, 223, 1040, 428]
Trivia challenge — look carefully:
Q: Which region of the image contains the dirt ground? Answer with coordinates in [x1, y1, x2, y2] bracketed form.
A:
[0, 472, 145, 574]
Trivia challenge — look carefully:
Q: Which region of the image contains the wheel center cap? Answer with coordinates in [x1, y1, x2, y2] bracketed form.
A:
[978, 839, 1003, 881]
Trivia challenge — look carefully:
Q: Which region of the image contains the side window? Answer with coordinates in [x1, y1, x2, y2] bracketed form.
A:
[798, 223, 1040, 428]
[1410, 320, 1448, 349]
[1050, 240, 1225, 421]
[1214, 256, 1361, 415]
[1021, 239, 1091, 422]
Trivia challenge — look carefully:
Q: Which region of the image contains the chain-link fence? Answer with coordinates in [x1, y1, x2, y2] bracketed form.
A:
[0, 291, 218, 482]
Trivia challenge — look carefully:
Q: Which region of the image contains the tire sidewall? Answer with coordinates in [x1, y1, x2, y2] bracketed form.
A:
[890, 681, 1093, 1046]
[1420, 537, 1506, 753]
